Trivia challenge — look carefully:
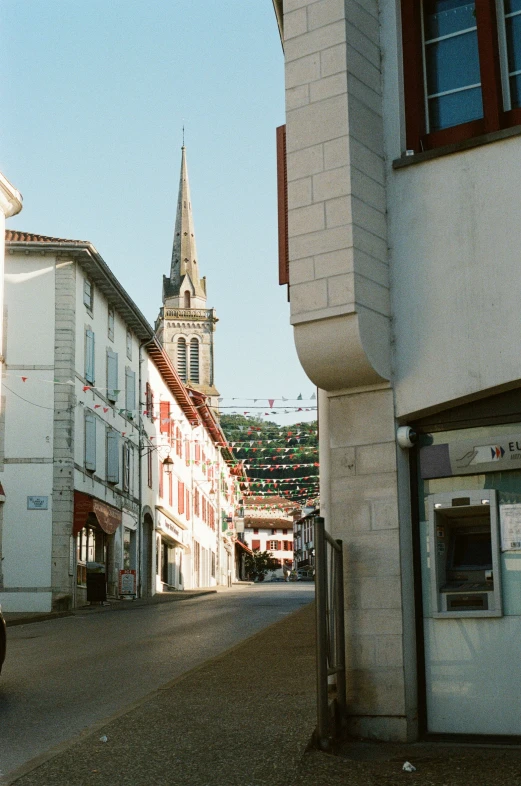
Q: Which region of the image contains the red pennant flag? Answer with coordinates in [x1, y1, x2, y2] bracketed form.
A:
[83, 386, 90, 392]
[103, 408, 109, 413]
[122, 432, 126, 436]
[94, 404, 101, 409]
[21, 377, 27, 382]
[268, 399, 274, 408]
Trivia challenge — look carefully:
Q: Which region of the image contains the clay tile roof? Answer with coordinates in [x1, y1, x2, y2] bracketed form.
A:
[5, 230, 90, 244]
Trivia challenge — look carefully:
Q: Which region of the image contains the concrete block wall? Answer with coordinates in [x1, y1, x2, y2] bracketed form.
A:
[283, 0, 391, 389]
[326, 387, 414, 741]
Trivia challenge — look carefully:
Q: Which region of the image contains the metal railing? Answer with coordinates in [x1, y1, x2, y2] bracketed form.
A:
[314, 515, 346, 750]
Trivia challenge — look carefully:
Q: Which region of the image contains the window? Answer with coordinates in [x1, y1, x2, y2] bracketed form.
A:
[125, 367, 136, 415]
[402, 0, 521, 151]
[272, 529, 277, 535]
[145, 383, 154, 419]
[189, 338, 199, 383]
[85, 411, 96, 472]
[147, 446, 153, 488]
[177, 338, 187, 382]
[106, 349, 118, 402]
[85, 329, 95, 385]
[126, 328, 132, 360]
[122, 441, 133, 493]
[269, 540, 279, 550]
[160, 401, 171, 437]
[184, 291, 191, 308]
[76, 524, 105, 586]
[108, 307, 114, 341]
[106, 428, 119, 483]
[83, 278, 93, 311]
[253, 528, 259, 534]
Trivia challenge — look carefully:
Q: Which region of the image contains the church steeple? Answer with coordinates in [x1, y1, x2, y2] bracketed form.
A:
[166, 146, 206, 301]
[157, 145, 219, 406]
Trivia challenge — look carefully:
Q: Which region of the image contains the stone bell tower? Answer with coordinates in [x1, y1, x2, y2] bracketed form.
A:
[156, 145, 219, 407]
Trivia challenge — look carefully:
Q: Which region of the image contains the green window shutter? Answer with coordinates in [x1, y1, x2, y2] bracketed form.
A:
[107, 429, 119, 483]
[107, 350, 118, 402]
[85, 411, 96, 471]
[85, 330, 95, 384]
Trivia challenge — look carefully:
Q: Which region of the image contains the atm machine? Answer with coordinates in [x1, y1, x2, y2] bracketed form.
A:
[428, 490, 501, 617]
[423, 489, 521, 736]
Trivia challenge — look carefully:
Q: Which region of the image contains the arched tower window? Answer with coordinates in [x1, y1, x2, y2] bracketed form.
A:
[184, 291, 190, 308]
[177, 338, 187, 382]
[190, 338, 200, 383]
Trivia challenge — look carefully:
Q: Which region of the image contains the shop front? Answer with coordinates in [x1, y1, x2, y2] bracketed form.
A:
[155, 507, 188, 592]
[417, 422, 521, 738]
[73, 491, 122, 606]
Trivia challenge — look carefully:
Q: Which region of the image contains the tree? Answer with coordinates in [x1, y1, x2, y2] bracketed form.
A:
[244, 549, 280, 582]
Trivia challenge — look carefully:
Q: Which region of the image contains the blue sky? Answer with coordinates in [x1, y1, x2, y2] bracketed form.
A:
[0, 1, 317, 424]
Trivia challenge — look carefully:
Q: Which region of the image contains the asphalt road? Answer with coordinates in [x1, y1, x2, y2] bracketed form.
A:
[0, 584, 314, 778]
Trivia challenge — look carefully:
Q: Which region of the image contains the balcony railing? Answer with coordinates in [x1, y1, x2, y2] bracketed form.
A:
[163, 308, 216, 321]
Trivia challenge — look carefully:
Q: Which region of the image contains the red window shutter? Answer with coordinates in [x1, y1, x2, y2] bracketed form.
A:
[185, 490, 190, 519]
[178, 481, 185, 515]
[160, 402, 170, 434]
[168, 472, 173, 507]
[289, 541, 293, 550]
[159, 461, 163, 499]
[195, 443, 200, 463]
[185, 439, 190, 465]
[252, 539, 260, 550]
[276, 124, 289, 287]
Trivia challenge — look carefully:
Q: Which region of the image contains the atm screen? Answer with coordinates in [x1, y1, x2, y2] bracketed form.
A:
[450, 530, 492, 569]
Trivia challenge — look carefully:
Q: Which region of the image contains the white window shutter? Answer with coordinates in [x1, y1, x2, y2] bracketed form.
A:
[107, 350, 118, 401]
[85, 412, 96, 471]
[85, 329, 95, 384]
[107, 429, 119, 483]
[125, 368, 136, 414]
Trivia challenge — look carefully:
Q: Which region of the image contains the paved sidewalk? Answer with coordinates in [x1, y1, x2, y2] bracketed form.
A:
[3, 601, 521, 786]
[2, 589, 219, 627]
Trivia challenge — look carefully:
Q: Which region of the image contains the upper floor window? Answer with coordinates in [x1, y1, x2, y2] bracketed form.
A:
[83, 278, 93, 312]
[108, 307, 115, 341]
[126, 328, 132, 360]
[190, 338, 199, 383]
[184, 291, 191, 308]
[402, 0, 521, 152]
[177, 338, 187, 382]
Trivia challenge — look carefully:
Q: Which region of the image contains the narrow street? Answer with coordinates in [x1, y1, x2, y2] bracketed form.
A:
[0, 584, 314, 779]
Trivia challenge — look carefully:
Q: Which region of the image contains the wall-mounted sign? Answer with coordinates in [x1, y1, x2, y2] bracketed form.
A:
[27, 496, 48, 510]
[500, 504, 521, 551]
[421, 434, 521, 479]
[157, 515, 184, 545]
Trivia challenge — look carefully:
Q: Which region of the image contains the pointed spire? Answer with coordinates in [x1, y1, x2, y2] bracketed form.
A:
[169, 146, 205, 298]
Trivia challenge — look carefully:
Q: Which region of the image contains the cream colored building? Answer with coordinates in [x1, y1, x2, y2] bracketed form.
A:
[273, 0, 521, 742]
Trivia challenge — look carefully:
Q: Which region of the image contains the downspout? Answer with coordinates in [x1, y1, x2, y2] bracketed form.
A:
[137, 338, 149, 598]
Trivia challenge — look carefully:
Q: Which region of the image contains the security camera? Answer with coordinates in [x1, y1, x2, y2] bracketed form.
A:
[397, 426, 417, 449]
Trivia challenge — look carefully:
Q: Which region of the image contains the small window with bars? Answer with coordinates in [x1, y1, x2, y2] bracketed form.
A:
[178, 338, 187, 382]
[189, 338, 199, 383]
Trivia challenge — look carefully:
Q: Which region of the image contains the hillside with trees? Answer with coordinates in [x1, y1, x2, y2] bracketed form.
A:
[219, 414, 319, 505]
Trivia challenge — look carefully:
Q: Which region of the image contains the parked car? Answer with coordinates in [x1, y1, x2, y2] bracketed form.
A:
[0, 605, 6, 674]
[297, 569, 314, 581]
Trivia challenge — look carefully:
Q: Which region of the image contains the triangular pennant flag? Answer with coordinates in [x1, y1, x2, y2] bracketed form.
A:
[297, 393, 302, 400]
[21, 376, 27, 382]
[310, 392, 316, 399]
[268, 399, 275, 408]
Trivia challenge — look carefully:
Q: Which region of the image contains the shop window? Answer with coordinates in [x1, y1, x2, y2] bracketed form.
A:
[85, 329, 95, 385]
[401, 0, 521, 152]
[76, 522, 105, 586]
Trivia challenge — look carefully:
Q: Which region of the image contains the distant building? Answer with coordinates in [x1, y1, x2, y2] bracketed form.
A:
[242, 496, 296, 579]
[156, 146, 219, 408]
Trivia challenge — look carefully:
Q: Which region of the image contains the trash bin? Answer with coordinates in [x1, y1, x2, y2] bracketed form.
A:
[86, 561, 107, 603]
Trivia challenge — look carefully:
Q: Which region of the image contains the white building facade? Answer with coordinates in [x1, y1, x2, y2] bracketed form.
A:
[0, 232, 238, 612]
[242, 497, 295, 579]
[273, 0, 521, 742]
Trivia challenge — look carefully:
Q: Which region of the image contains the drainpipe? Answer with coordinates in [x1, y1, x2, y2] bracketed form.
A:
[137, 338, 148, 598]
